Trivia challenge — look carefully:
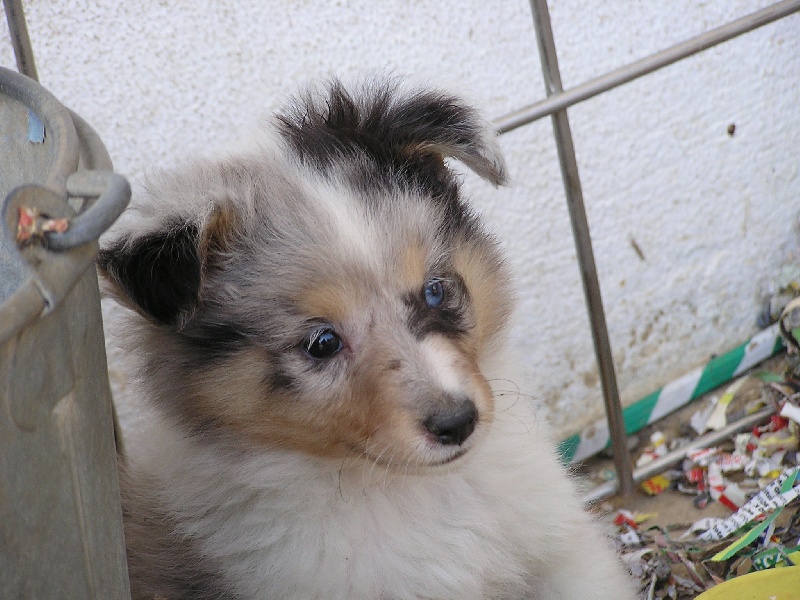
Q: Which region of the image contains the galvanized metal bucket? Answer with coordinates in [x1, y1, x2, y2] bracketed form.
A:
[0, 66, 131, 598]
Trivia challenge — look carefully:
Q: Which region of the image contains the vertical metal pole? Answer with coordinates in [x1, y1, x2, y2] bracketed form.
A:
[3, 0, 39, 81]
[528, 0, 634, 496]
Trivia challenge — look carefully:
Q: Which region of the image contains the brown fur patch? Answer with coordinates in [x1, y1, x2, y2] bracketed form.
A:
[200, 203, 239, 267]
[396, 240, 428, 290]
[452, 243, 512, 348]
[298, 282, 354, 325]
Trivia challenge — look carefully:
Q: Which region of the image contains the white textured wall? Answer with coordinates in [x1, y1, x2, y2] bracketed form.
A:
[4, 1, 798, 440]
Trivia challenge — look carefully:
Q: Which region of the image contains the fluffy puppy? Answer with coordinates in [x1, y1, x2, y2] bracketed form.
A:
[100, 80, 637, 600]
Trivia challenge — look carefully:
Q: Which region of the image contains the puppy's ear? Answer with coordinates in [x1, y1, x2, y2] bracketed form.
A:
[387, 88, 508, 186]
[98, 205, 236, 326]
[98, 222, 200, 326]
[279, 80, 508, 186]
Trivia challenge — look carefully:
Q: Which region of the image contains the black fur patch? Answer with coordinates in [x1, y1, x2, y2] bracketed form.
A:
[98, 223, 202, 326]
[404, 273, 472, 340]
[180, 319, 251, 364]
[267, 362, 297, 393]
[120, 468, 235, 600]
[277, 81, 473, 202]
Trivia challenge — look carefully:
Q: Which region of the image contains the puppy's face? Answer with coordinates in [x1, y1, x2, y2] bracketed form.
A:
[101, 81, 512, 469]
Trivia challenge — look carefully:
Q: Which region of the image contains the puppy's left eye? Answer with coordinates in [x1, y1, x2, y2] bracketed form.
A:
[306, 328, 343, 359]
[424, 279, 445, 308]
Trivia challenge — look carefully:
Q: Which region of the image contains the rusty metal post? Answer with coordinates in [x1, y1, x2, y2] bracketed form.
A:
[527, 0, 635, 496]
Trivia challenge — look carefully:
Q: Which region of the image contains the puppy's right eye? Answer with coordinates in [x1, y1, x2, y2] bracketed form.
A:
[424, 279, 445, 308]
[305, 328, 343, 359]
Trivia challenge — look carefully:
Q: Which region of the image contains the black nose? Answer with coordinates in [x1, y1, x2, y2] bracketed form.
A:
[423, 399, 478, 446]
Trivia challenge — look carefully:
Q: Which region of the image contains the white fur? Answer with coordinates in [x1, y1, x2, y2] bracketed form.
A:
[130, 361, 636, 600]
[420, 337, 468, 396]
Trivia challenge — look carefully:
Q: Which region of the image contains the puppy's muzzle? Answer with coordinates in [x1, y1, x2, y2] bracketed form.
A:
[422, 396, 477, 446]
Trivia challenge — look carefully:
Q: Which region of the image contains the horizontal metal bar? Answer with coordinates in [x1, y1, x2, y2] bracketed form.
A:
[582, 406, 775, 505]
[496, 0, 800, 134]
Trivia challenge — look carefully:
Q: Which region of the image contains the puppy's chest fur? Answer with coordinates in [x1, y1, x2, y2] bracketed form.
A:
[124, 410, 541, 600]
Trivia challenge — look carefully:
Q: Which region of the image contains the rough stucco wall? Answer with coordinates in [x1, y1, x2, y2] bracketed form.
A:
[3, 1, 798, 441]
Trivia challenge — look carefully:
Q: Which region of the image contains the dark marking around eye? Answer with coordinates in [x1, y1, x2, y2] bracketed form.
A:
[404, 274, 472, 340]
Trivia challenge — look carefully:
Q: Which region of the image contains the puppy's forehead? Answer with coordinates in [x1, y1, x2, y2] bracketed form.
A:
[295, 245, 429, 319]
[286, 178, 444, 315]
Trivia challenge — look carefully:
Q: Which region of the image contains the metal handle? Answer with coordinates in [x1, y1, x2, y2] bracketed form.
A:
[1, 170, 131, 345]
[44, 170, 131, 251]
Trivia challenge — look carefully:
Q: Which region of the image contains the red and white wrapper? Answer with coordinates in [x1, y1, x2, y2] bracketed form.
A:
[698, 467, 800, 541]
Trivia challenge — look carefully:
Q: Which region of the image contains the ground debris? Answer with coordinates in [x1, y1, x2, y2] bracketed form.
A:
[594, 358, 800, 598]
[619, 504, 800, 598]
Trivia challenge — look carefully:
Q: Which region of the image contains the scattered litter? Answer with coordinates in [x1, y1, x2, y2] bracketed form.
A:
[593, 357, 800, 598]
[641, 473, 672, 496]
[689, 399, 717, 436]
[613, 509, 656, 529]
[780, 401, 800, 425]
[779, 296, 800, 352]
[705, 378, 746, 431]
[620, 528, 643, 547]
[613, 509, 640, 529]
[637, 431, 669, 467]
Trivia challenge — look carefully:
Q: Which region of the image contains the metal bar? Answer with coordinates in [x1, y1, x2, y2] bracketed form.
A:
[528, 0, 635, 497]
[3, 0, 38, 81]
[582, 406, 775, 505]
[498, 0, 800, 134]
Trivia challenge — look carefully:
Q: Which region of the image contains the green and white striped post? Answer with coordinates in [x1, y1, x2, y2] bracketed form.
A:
[559, 323, 785, 464]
